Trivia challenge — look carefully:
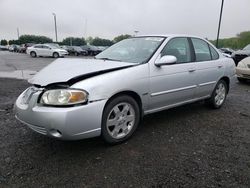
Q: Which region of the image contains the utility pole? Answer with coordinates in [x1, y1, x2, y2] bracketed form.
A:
[17, 27, 20, 40]
[70, 37, 73, 46]
[52, 13, 58, 42]
[216, 0, 224, 48]
[84, 18, 88, 38]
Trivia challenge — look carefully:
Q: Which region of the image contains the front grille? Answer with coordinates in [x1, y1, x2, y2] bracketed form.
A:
[27, 124, 47, 135]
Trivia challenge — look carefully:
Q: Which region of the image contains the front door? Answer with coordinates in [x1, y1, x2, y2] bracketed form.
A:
[149, 37, 197, 112]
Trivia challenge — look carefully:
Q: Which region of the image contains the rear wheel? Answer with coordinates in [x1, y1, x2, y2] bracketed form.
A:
[30, 51, 36, 58]
[207, 80, 228, 109]
[101, 95, 140, 144]
[53, 52, 59, 58]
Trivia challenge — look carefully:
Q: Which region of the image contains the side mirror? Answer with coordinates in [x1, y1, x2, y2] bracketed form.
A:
[155, 55, 177, 67]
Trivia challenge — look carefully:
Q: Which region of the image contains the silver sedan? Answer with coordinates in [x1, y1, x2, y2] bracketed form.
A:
[15, 35, 236, 144]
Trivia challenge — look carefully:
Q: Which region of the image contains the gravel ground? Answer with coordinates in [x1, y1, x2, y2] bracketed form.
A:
[0, 78, 250, 188]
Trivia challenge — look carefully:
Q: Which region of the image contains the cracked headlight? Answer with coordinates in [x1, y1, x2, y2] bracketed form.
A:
[40, 89, 88, 106]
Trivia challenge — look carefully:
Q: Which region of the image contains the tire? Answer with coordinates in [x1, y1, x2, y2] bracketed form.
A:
[237, 77, 247, 83]
[30, 51, 36, 58]
[101, 95, 140, 144]
[53, 52, 59, 58]
[207, 80, 228, 109]
[74, 52, 79, 56]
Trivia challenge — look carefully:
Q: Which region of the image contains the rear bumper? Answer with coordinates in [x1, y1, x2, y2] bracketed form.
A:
[14, 88, 107, 140]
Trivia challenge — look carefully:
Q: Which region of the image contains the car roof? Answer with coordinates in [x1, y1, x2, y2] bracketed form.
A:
[135, 34, 206, 39]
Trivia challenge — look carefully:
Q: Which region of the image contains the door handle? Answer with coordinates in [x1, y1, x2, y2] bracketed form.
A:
[188, 68, 196, 72]
[218, 65, 223, 68]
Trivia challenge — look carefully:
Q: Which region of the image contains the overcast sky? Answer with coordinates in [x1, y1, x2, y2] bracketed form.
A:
[0, 0, 249, 41]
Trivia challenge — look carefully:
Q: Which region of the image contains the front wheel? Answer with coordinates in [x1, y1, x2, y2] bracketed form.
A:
[101, 95, 140, 144]
[30, 51, 36, 58]
[53, 52, 59, 58]
[207, 80, 228, 109]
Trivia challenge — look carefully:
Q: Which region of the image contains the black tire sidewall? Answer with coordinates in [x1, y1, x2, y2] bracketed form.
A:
[237, 77, 247, 83]
[53, 52, 59, 58]
[101, 95, 140, 144]
[210, 80, 228, 109]
[30, 51, 36, 57]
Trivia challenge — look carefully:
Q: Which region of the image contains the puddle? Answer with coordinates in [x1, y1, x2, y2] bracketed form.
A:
[0, 70, 38, 80]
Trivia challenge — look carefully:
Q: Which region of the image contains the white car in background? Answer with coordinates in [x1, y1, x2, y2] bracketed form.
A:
[236, 57, 250, 82]
[26, 44, 68, 58]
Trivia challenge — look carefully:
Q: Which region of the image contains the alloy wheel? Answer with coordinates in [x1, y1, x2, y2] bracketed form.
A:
[215, 83, 226, 106]
[106, 102, 135, 139]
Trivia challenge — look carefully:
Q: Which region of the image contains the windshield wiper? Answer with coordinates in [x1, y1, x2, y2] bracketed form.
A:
[96, 57, 121, 62]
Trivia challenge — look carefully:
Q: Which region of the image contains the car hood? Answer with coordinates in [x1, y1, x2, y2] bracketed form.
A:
[29, 58, 135, 87]
[234, 50, 250, 56]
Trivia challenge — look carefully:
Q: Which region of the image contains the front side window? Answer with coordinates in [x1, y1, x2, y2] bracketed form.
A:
[191, 38, 211, 61]
[161, 37, 191, 63]
[96, 37, 165, 63]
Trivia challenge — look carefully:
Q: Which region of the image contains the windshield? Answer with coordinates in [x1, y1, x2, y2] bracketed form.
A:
[96, 37, 165, 63]
[243, 44, 250, 50]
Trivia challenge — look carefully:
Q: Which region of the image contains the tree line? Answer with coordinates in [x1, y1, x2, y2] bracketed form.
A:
[3, 31, 249, 49]
[0, 34, 132, 46]
[210, 31, 250, 49]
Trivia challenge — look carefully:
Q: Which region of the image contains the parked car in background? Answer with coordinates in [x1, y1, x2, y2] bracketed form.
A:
[61, 45, 87, 56]
[9, 44, 20, 52]
[24, 43, 35, 48]
[231, 44, 250, 65]
[15, 35, 235, 144]
[81, 45, 102, 56]
[0, 45, 8, 51]
[97, 46, 108, 52]
[26, 44, 68, 58]
[219, 48, 234, 55]
[236, 56, 250, 82]
[61, 45, 74, 55]
[17, 44, 27, 53]
[72, 46, 88, 56]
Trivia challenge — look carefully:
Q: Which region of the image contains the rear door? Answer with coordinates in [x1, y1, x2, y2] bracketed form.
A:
[149, 37, 197, 111]
[33, 45, 43, 56]
[191, 38, 224, 98]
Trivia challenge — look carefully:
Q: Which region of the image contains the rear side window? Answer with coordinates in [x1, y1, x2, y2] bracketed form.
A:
[161, 37, 191, 63]
[34, 45, 43, 48]
[43, 45, 49, 49]
[209, 45, 219, 60]
[191, 38, 211, 62]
